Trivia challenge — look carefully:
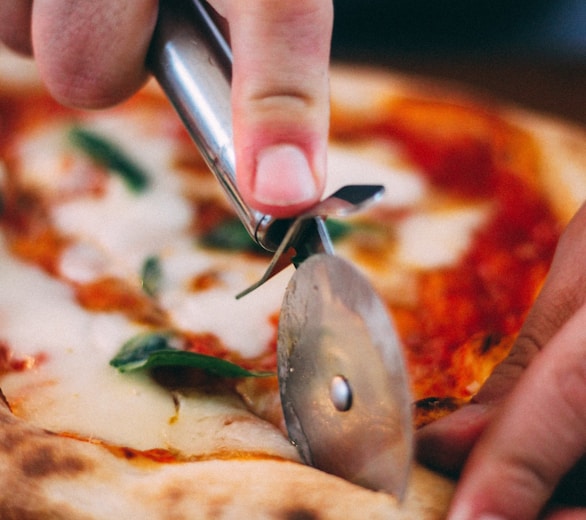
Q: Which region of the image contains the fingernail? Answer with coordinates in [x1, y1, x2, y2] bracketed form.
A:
[254, 144, 318, 206]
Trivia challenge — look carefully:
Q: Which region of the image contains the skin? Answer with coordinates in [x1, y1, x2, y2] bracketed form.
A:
[1, 2, 584, 518]
[0, 0, 332, 218]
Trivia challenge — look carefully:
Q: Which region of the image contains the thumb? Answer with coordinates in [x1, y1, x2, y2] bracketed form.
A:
[221, 0, 333, 217]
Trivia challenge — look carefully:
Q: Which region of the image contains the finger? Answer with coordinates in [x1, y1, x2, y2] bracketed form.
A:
[218, 0, 333, 217]
[31, 0, 158, 108]
[448, 303, 586, 520]
[416, 403, 494, 475]
[544, 509, 586, 520]
[0, 0, 33, 54]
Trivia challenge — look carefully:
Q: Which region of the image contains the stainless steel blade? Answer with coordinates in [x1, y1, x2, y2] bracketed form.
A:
[278, 254, 414, 499]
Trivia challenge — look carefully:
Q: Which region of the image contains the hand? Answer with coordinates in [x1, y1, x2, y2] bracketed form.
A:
[0, 0, 332, 217]
[418, 203, 586, 519]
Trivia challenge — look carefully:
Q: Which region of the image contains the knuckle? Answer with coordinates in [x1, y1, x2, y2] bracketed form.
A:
[505, 450, 559, 507]
[242, 81, 329, 131]
[250, 90, 316, 114]
[507, 331, 542, 369]
[476, 332, 541, 402]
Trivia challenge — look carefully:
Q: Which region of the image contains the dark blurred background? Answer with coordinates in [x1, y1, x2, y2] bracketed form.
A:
[331, 0, 586, 125]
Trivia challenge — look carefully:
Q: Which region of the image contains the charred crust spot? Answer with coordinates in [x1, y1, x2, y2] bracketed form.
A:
[0, 430, 26, 452]
[479, 333, 502, 355]
[415, 396, 463, 413]
[413, 396, 466, 428]
[119, 446, 140, 460]
[0, 388, 11, 411]
[282, 509, 319, 520]
[162, 485, 186, 504]
[20, 444, 88, 478]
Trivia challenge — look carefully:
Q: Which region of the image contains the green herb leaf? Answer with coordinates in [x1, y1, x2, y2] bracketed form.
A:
[200, 217, 353, 255]
[110, 332, 273, 378]
[325, 218, 353, 242]
[200, 218, 265, 253]
[141, 256, 162, 297]
[69, 126, 149, 192]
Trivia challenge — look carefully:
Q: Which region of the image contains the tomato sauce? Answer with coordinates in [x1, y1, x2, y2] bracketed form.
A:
[74, 277, 169, 327]
[368, 98, 560, 398]
[0, 341, 47, 375]
[183, 324, 278, 373]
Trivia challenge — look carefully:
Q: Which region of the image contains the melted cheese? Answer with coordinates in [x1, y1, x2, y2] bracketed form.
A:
[0, 236, 297, 460]
[326, 143, 427, 209]
[396, 206, 490, 269]
[13, 109, 284, 357]
[1, 107, 295, 458]
[0, 92, 489, 461]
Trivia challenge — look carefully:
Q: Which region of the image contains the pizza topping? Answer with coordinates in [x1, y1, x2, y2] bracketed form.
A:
[395, 205, 490, 269]
[68, 126, 150, 193]
[0, 341, 46, 375]
[188, 269, 223, 292]
[74, 277, 169, 327]
[326, 142, 428, 211]
[141, 255, 163, 297]
[110, 331, 273, 378]
[235, 377, 285, 433]
[0, 242, 296, 459]
[201, 216, 353, 254]
[200, 217, 264, 253]
[9, 227, 70, 276]
[10, 122, 108, 203]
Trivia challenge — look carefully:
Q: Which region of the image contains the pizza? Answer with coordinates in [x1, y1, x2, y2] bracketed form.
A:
[1, 46, 586, 518]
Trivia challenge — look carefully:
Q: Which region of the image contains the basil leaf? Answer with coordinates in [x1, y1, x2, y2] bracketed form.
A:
[200, 217, 353, 254]
[110, 332, 273, 378]
[69, 126, 149, 192]
[325, 219, 353, 242]
[141, 256, 162, 296]
[110, 332, 172, 371]
[200, 218, 265, 253]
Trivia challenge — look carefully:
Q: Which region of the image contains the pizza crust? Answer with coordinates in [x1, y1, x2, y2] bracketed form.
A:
[0, 399, 453, 519]
[507, 110, 586, 223]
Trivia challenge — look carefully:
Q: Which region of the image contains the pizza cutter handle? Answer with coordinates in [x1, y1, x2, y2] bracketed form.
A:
[148, 0, 281, 251]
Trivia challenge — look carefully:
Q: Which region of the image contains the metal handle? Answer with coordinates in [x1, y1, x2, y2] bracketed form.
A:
[148, 0, 279, 249]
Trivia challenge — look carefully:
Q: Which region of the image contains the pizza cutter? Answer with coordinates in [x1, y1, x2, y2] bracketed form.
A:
[148, 0, 414, 499]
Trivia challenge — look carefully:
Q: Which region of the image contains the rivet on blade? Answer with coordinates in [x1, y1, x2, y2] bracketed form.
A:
[330, 375, 353, 412]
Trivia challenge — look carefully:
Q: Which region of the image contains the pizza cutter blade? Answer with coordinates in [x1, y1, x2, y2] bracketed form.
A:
[277, 254, 414, 499]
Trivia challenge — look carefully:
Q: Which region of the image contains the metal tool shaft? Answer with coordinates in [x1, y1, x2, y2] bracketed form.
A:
[148, 0, 279, 249]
